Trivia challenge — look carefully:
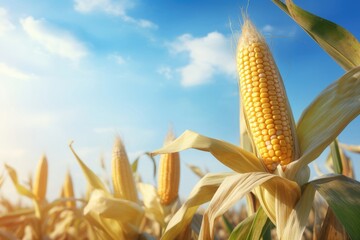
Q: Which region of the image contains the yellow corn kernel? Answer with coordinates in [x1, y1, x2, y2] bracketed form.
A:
[237, 19, 298, 172]
[33, 155, 48, 202]
[112, 136, 138, 202]
[63, 170, 76, 208]
[158, 130, 180, 205]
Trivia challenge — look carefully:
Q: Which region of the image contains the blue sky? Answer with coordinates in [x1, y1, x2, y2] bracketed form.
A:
[0, 0, 359, 202]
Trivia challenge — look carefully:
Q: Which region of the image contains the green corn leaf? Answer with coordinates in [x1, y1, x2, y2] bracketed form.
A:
[287, 66, 360, 178]
[330, 139, 343, 174]
[222, 215, 234, 234]
[273, 0, 360, 71]
[309, 174, 360, 240]
[229, 207, 271, 240]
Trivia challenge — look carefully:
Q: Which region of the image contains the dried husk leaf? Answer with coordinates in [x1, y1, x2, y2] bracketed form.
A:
[4, 164, 34, 199]
[69, 142, 107, 192]
[152, 130, 266, 173]
[199, 172, 300, 239]
[85, 211, 120, 239]
[186, 164, 207, 179]
[84, 189, 144, 239]
[0, 209, 35, 226]
[137, 182, 166, 226]
[339, 143, 360, 154]
[287, 66, 360, 179]
[282, 183, 316, 240]
[161, 172, 234, 240]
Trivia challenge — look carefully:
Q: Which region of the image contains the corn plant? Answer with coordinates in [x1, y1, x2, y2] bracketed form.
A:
[153, 2, 360, 239]
[69, 138, 147, 239]
[1, 156, 90, 239]
[136, 129, 202, 238]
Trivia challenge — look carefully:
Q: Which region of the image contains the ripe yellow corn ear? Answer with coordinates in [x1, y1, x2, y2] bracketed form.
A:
[63, 170, 76, 208]
[112, 136, 138, 202]
[158, 130, 180, 205]
[237, 18, 299, 172]
[33, 154, 48, 201]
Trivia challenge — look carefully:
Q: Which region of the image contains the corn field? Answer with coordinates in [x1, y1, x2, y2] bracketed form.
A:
[1, 1, 360, 239]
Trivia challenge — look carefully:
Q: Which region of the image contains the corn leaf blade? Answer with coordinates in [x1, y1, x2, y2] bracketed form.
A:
[222, 215, 234, 234]
[186, 163, 207, 179]
[4, 164, 35, 199]
[283, 181, 316, 240]
[330, 139, 343, 174]
[273, 0, 360, 70]
[161, 172, 234, 240]
[308, 174, 360, 240]
[85, 212, 119, 239]
[289, 66, 360, 177]
[152, 130, 265, 174]
[69, 142, 107, 192]
[229, 207, 270, 240]
[200, 173, 300, 239]
[84, 189, 144, 239]
[137, 183, 165, 226]
[84, 189, 144, 223]
[0, 208, 35, 226]
[339, 143, 360, 154]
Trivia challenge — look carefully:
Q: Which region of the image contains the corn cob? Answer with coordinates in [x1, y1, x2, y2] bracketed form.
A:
[158, 130, 180, 205]
[237, 19, 298, 172]
[33, 155, 48, 201]
[63, 170, 76, 208]
[112, 136, 138, 202]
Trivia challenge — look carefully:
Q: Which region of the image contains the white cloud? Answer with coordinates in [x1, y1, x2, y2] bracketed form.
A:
[262, 24, 274, 33]
[169, 32, 235, 87]
[74, 0, 127, 15]
[0, 8, 15, 34]
[20, 16, 88, 61]
[0, 62, 36, 80]
[121, 15, 158, 29]
[157, 66, 173, 80]
[74, 0, 157, 29]
[261, 24, 297, 38]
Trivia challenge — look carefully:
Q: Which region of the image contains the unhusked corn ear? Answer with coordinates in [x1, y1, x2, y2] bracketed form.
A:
[237, 19, 298, 172]
[33, 155, 48, 201]
[112, 136, 138, 202]
[63, 170, 76, 208]
[158, 130, 180, 205]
